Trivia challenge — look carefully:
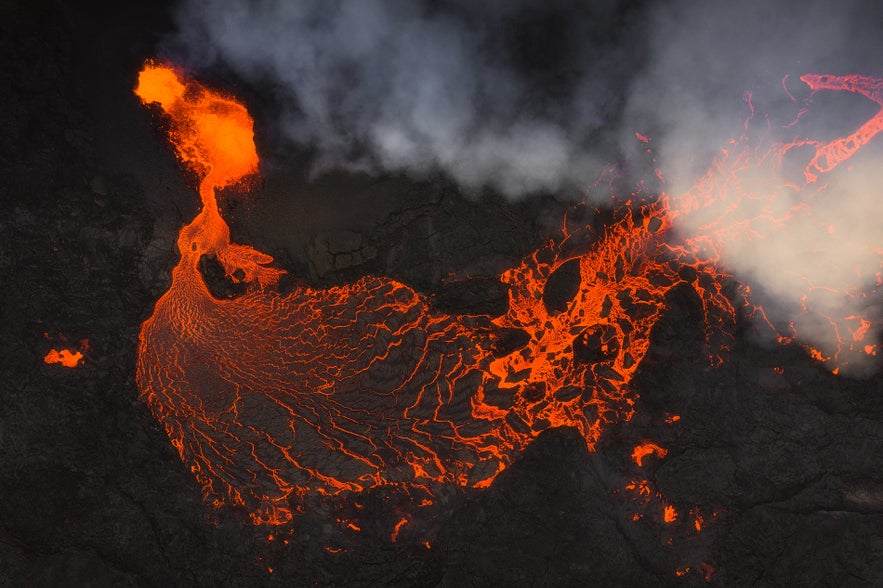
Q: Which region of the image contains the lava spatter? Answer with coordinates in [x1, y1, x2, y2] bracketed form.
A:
[134, 62, 881, 525]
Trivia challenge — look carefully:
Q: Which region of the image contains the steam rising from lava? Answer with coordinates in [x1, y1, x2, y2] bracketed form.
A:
[626, 1, 883, 373]
[162, 0, 883, 370]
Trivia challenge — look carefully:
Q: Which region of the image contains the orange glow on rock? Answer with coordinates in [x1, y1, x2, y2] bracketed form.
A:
[625, 479, 652, 499]
[43, 348, 84, 368]
[701, 562, 715, 582]
[391, 516, 408, 543]
[853, 318, 872, 342]
[631, 442, 668, 467]
[663, 505, 678, 523]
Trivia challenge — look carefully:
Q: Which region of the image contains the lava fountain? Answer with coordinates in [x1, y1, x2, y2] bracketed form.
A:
[135, 62, 881, 525]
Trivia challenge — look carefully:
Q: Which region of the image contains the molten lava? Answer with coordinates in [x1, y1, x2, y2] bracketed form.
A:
[134, 62, 882, 525]
[632, 442, 667, 467]
[44, 348, 84, 368]
[44, 336, 88, 368]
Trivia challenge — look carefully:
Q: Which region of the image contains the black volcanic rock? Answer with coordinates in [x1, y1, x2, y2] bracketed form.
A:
[543, 257, 582, 314]
[431, 276, 509, 317]
[437, 428, 663, 587]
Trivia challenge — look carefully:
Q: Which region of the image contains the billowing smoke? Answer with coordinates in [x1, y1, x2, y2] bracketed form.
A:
[624, 0, 883, 374]
[163, 0, 882, 373]
[162, 0, 647, 196]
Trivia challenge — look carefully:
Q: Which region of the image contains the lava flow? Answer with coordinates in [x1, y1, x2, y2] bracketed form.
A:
[135, 62, 882, 525]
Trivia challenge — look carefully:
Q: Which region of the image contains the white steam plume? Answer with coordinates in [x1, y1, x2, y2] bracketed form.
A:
[625, 0, 883, 374]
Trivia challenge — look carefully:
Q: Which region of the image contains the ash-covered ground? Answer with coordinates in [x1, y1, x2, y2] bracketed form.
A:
[2, 2, 883, 586]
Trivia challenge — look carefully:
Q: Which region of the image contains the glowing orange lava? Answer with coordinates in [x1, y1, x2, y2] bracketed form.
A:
[663, 504, 678, 523]
[391, 516, 408, 542]
[44, 348, 84, 368]
[632, 442, 667, 467]
[134, 62, 882, 525]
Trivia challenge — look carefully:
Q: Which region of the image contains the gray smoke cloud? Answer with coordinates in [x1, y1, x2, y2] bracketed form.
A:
[163, 0, 883, 373]
[162, 0, 646, 196]
[625, 0, 883, 374]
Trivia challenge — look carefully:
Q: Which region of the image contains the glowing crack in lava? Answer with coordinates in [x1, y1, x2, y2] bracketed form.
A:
[135, 63, 881, 525]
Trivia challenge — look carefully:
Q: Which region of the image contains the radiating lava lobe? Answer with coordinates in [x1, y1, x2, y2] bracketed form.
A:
[135, 63, 881, 525]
